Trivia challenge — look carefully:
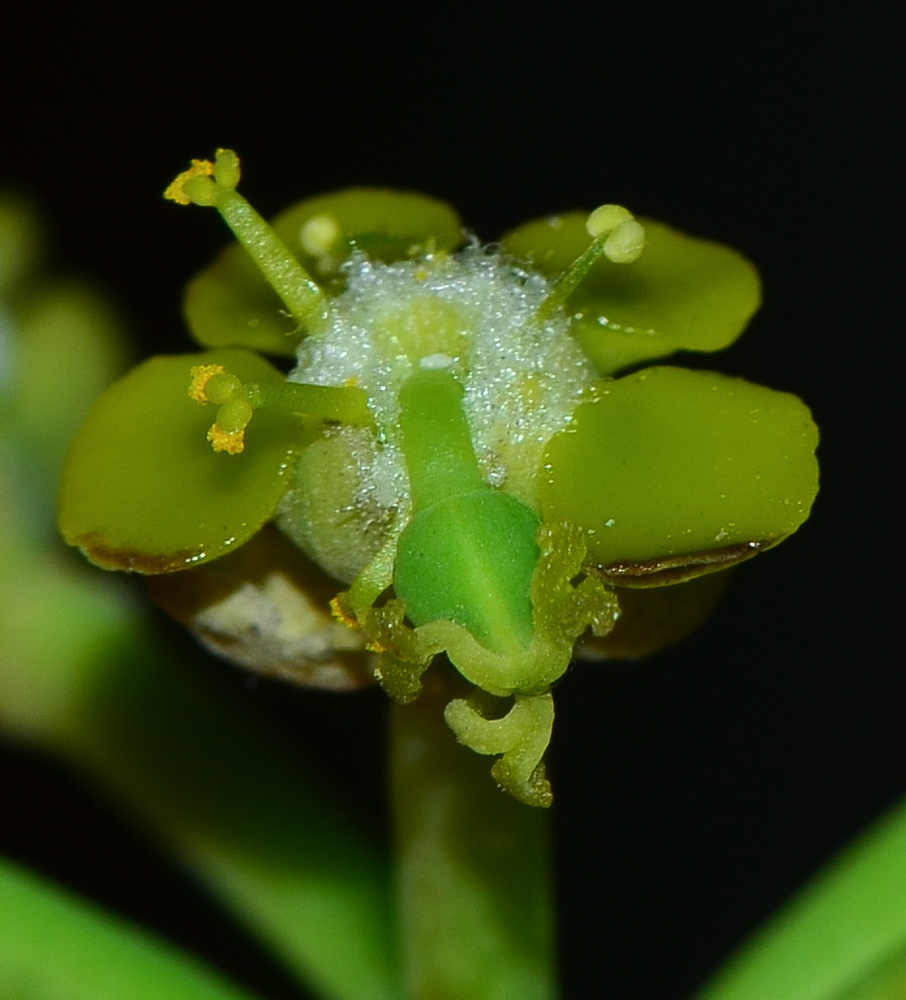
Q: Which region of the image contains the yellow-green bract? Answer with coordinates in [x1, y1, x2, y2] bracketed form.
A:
[58, 150, 819, 805]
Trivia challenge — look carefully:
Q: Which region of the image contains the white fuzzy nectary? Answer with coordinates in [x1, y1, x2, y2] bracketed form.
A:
[275, 245, 596, 583]
[288, 245, 595, 511]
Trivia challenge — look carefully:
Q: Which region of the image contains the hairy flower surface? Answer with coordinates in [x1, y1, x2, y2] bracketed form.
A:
[59, 151, 819, 804]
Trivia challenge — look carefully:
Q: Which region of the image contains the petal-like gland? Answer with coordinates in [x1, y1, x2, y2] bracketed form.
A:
[541, 366, 819, 568]
[58, 349, 297, 573]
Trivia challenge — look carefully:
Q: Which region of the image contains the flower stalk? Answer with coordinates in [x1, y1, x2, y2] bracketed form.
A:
[389, 665, 558, 1000]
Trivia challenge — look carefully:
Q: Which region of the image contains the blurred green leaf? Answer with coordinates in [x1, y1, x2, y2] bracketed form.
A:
[0, 857, 263, 1000]
[692, 798, 906, 1000]
[54, 627, 402, 1000]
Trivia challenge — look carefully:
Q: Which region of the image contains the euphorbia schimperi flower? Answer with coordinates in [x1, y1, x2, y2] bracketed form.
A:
[58, 150, 818, 806]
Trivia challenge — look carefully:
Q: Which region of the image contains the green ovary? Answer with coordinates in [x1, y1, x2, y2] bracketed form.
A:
[394, 491, 540, 653]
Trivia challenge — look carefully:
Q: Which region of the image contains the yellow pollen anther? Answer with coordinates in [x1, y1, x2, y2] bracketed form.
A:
[207, 424, 246, 455]
[165, 159, 215, 205]
[188, 364, 225, 402]
[329, 595, 362, 630]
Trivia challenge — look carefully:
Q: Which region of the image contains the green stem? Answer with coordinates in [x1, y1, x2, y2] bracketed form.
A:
[389, 666, 559, 1000]
[536, 233, 614, 321]
[263, 379, 374, 426]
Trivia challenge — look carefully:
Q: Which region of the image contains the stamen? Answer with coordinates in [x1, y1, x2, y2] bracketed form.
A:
[188, 363, 225, 402]
[585, 203, 634, 238]
[165, 150, 325, 322]
[207, 424, 247, 455]
[188, 364, 257, 455]
[537, 203, 646, 318]
[188, 363, 373, 456]
[163, 159, 215, 206]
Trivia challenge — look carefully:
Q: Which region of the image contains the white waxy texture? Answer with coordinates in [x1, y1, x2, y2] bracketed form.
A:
[287, 245, 596, 521]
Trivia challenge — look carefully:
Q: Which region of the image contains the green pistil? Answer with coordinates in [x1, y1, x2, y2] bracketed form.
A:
[394, 366, 539, 654]
[538, 203, 646, 319]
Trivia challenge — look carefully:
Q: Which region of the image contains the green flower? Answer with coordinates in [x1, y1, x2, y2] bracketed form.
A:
[58, 150, 818, 806]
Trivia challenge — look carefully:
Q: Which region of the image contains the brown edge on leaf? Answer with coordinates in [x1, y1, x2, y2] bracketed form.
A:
[76, 533, 199, 575]
[594, 538, 783, 589]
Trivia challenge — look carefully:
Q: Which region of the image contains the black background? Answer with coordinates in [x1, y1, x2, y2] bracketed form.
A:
[1, 4, 898, 999]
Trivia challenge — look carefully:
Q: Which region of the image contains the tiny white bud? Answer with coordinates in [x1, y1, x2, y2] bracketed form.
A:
[300, 214, 342, 257]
